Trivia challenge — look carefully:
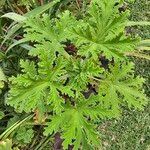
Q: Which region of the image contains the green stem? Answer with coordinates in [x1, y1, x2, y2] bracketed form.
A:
[34, 134, 52, 150]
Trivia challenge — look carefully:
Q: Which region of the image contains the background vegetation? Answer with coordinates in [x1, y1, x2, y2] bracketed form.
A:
[0, 0, 149, 150]
[100, 0, 150, 149]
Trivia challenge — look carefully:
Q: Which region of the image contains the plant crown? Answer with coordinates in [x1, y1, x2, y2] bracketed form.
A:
[6, 0, 148, 149]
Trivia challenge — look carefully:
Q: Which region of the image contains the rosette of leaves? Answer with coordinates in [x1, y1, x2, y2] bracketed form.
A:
[6, 0, 148, 149]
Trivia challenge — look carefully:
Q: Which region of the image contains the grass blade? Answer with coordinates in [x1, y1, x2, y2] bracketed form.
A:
[139, 39, 150, 47]
[1, 13, 26, 22]
[1, 23, 23, 46]
[125, 52, 150, 60]
[1, 0, 60, 46]
[0, 114, 33, 140]
[127, 21, 150, 26]
[137, 46, 150, 51]
[137, 39, 150, 51]
[24, 0, 60, 17]
[5, 38, 30, 54]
